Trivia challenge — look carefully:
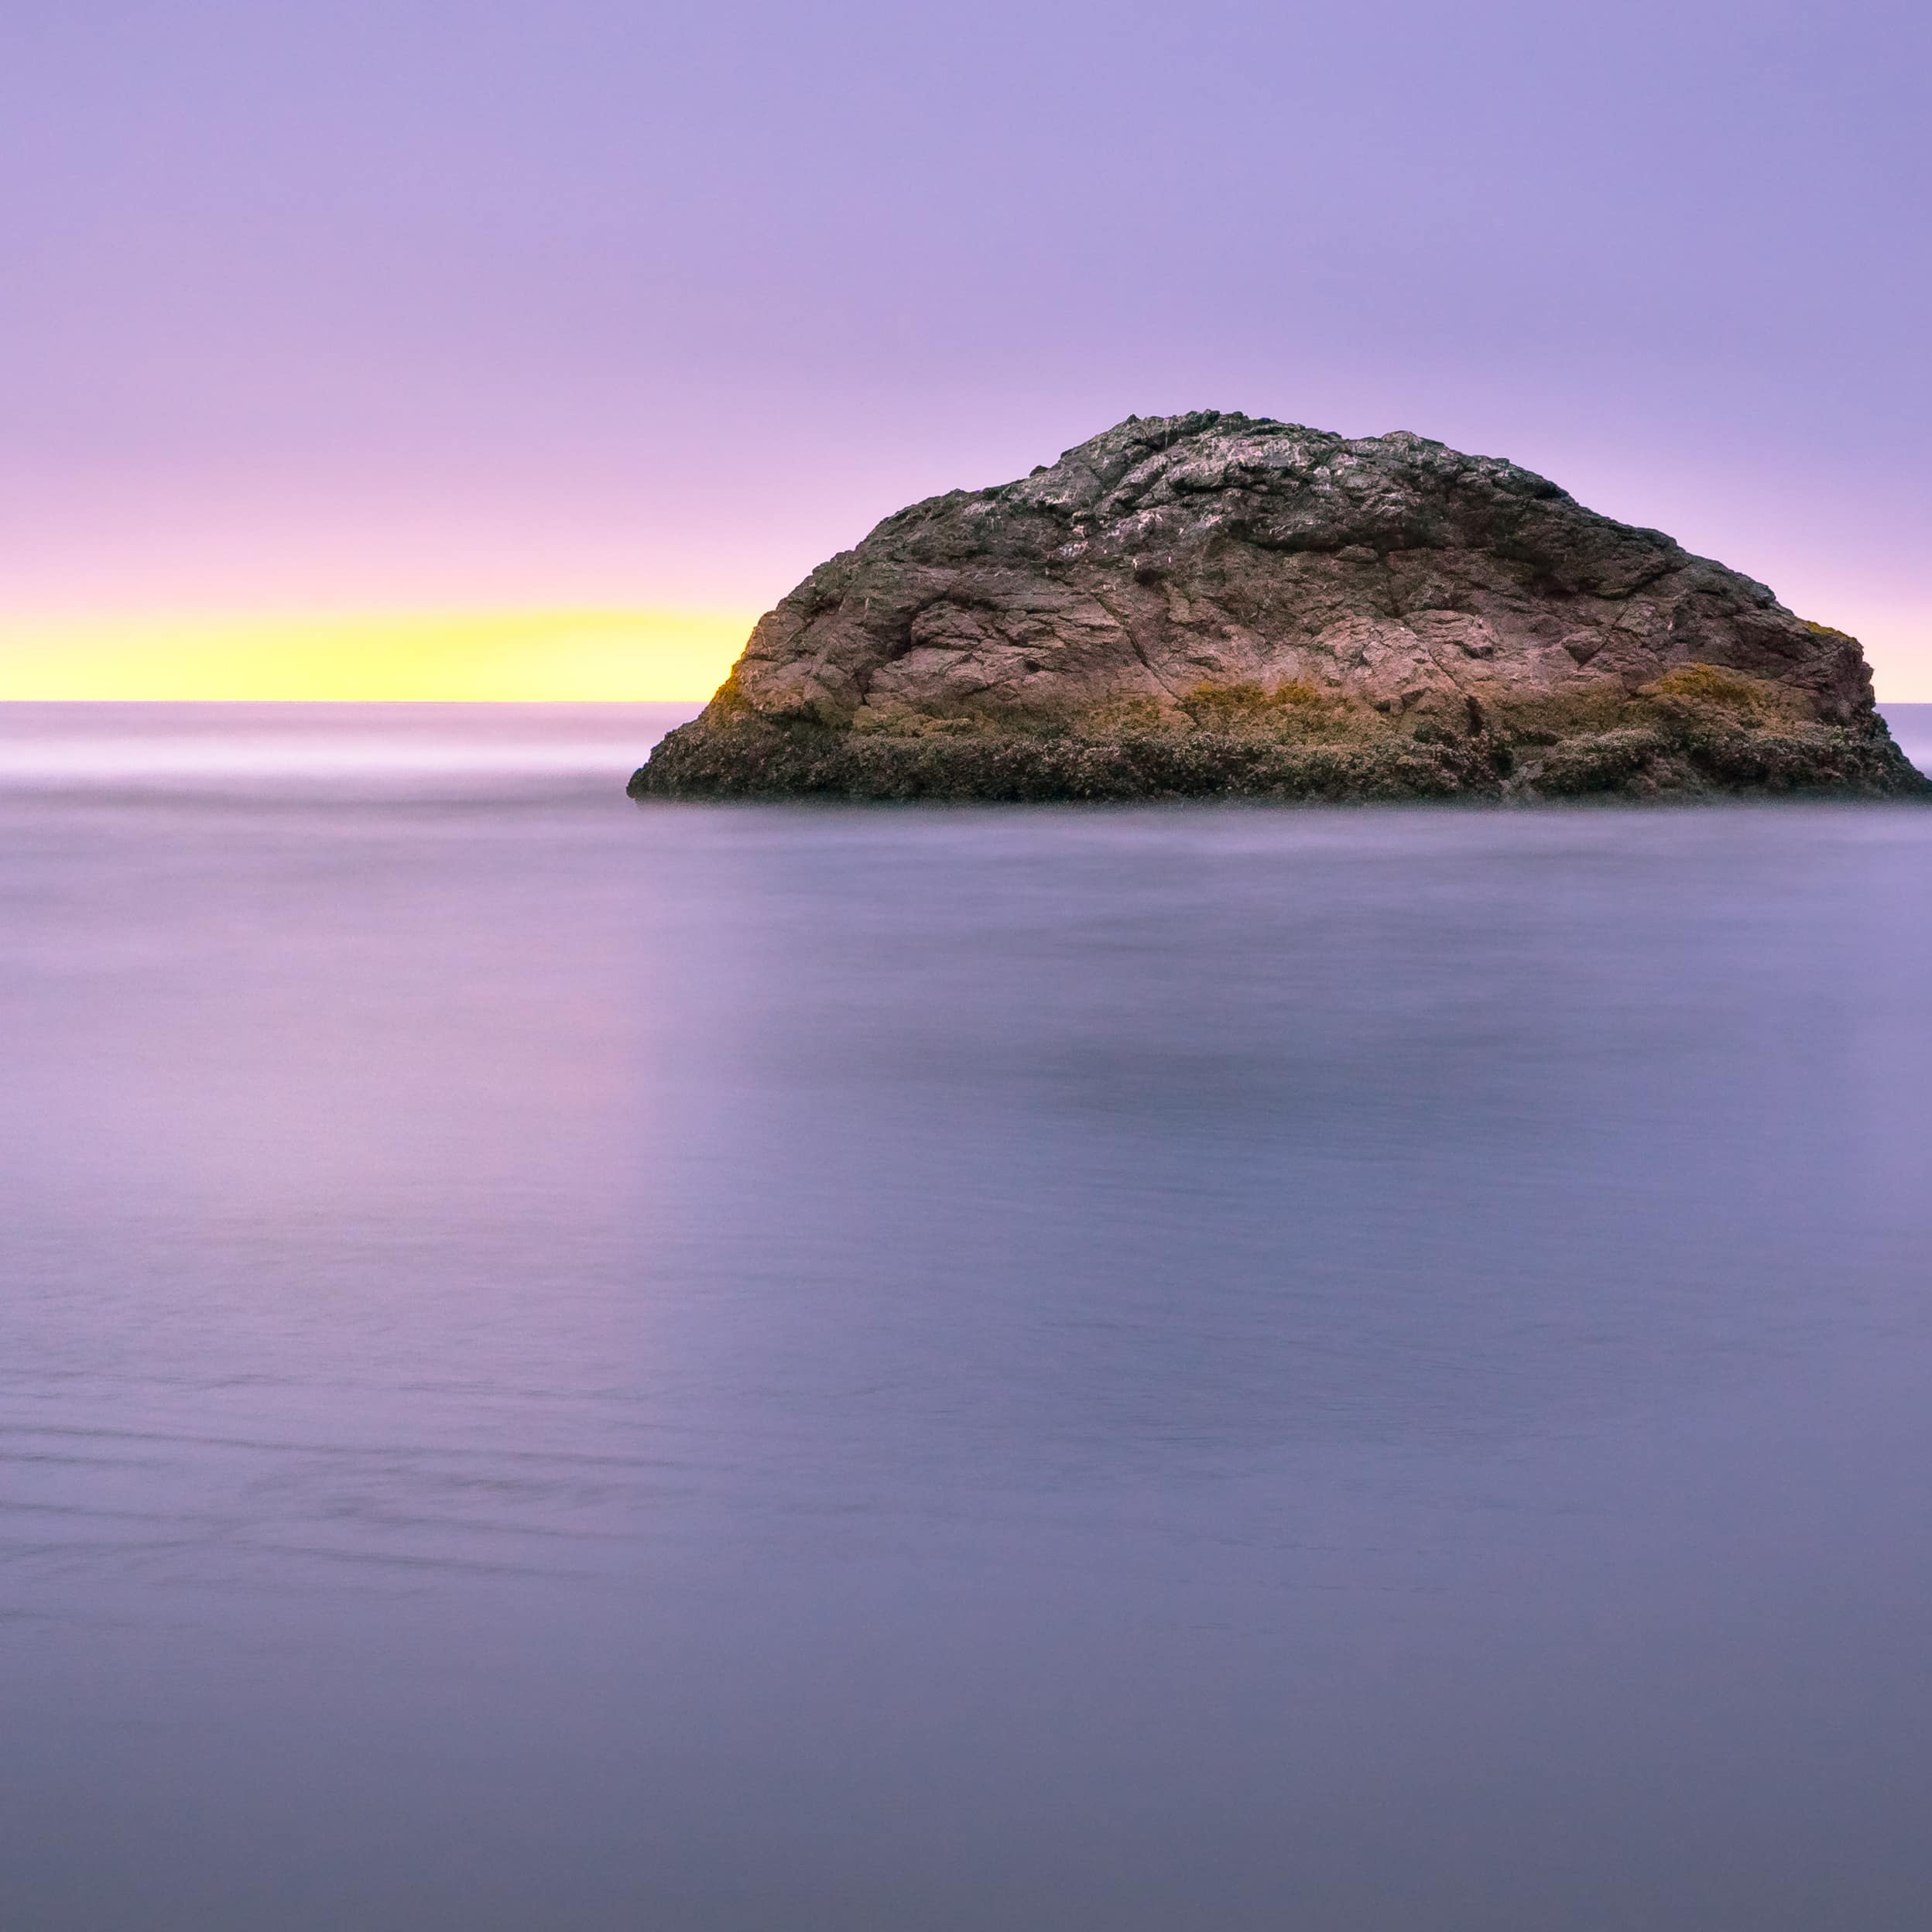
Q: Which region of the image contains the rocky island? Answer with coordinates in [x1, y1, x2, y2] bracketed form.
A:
[630, 412, 1926, 802]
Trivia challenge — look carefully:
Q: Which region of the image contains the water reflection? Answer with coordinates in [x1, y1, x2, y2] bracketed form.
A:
[2, 707, 1930, 1930]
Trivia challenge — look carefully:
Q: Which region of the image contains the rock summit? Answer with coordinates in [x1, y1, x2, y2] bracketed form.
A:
[631, 412, 1925, 802]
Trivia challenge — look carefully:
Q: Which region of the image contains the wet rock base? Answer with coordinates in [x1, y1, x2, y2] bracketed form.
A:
[632, 677, 1927, 805]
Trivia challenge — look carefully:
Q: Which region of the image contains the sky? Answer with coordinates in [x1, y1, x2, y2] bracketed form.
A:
[4, 0, 1928, 699]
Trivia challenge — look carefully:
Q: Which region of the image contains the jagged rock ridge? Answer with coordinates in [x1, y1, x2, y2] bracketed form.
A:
[631, 411, 1925, 801]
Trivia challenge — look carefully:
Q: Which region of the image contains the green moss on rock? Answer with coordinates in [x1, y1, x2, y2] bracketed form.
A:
[632, 680, 1927, 804]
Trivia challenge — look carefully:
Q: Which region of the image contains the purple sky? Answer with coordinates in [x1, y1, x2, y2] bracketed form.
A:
[5, 0, 1929, 688]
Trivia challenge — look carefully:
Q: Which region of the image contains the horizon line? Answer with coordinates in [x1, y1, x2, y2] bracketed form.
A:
[3, 606, 1927, 706]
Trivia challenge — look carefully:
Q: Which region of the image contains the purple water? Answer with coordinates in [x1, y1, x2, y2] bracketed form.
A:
[3, 704, 1930, 1930]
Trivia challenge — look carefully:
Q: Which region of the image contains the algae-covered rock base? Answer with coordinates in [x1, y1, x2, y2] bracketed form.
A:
[631, 413, 1927, 803]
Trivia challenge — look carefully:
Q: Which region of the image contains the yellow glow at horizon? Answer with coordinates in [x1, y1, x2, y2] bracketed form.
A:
[6, 603, 1927, 702]
[0, 609, 757, 701]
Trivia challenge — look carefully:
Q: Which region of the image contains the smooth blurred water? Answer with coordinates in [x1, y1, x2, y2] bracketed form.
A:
[3, 704, 1931, 1931]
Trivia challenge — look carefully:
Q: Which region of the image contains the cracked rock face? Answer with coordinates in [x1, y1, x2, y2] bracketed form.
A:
[632, 411, 1924, 800]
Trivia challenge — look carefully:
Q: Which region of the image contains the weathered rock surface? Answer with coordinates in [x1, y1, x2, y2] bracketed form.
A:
[631, 412, 1926, 801]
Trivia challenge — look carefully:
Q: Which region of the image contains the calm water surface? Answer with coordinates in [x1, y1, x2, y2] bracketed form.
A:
[3, 704, 1931, 1930]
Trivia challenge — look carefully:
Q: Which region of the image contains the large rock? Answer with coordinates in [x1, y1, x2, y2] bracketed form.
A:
[631, 412, 1926, 801]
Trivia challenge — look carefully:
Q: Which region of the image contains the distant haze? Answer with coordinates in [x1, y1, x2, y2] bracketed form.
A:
[4, 1, 1927, 697]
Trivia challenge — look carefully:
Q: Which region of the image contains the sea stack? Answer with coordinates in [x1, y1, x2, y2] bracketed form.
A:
[631, 412, 1926, 802]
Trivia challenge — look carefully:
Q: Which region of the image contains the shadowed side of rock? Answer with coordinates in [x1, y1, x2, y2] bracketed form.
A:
[634, 696, 1923, 803]
[630, 413, 1929, 803]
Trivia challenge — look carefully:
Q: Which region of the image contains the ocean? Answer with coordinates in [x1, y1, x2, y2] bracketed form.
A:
[3, 702, 1931, 1930]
